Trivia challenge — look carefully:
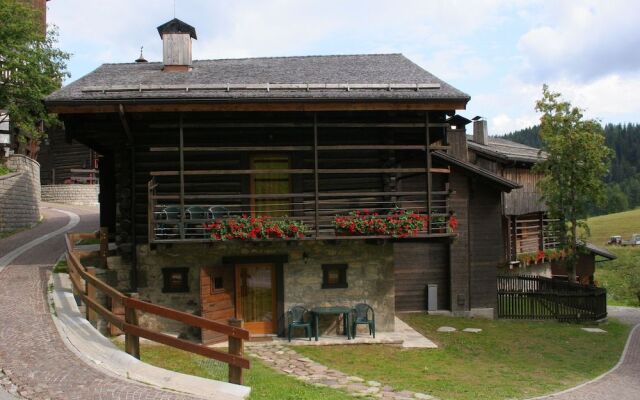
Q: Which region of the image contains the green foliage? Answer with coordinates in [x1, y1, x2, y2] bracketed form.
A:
[533, 85, 613, 277]
[52, 260, 68, 274]
[0, 0, 69, 144]
[0, 163, 12, 175]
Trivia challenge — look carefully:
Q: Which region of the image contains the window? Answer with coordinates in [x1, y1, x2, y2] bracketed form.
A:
[212, 276, 224, 293]
[322, 264, 348, 289]
[162, 267, 190, 293]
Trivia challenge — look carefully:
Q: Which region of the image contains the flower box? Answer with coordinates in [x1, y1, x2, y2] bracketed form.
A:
[205, 215, 308, 241]
[332, 209, 428, 238]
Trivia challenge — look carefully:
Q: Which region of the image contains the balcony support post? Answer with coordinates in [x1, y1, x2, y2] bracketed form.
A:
[425, 112, 432, 233]
[313, 112, 320, 239]
[179, 113, 186, 240]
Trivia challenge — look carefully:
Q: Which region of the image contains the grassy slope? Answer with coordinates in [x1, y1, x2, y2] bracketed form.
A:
[113, 341, 349, 400]
[297, 315, 629, 400]
[585, 208, 640, 306]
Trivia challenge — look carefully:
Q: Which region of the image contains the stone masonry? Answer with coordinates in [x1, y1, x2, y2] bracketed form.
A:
[108, 241, 395, 337]
[41, 184, 99, 206]
[0, 155, 40, 233]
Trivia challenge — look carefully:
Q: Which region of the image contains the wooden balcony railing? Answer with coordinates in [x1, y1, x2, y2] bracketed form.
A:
[147, 179, 453, 242]
[65, 231, 251, 384]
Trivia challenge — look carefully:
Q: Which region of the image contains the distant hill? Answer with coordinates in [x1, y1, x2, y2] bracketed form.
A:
[500, 123, 640, 216]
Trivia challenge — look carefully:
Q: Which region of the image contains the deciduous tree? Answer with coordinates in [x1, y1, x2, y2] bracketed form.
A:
[534, 85, 613, 281]
[0, 0, 69, 156]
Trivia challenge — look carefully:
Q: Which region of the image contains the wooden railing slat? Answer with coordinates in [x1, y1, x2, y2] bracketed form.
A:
[124, 298, 250, 340]
[123, 324, 250, 369]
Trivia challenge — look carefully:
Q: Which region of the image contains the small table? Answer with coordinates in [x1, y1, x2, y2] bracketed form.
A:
[311, 306, 352, 341]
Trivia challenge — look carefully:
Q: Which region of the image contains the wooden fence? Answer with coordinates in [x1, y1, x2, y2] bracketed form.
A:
[64, 231, 250, 384]
[497, 275, 607, 322]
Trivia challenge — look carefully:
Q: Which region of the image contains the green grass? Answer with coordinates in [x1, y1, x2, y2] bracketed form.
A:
[52, 259, 68, 273]
[584, 208, 640, 306]
[0, 164, 12, 176]
[585, 208, 640, 245]
[296, 315, 630, 400]
[112, 341, 349, 400]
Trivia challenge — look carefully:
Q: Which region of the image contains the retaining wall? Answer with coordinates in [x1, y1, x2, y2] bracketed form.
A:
[0, 155, 41, 233]
[41, 184, 99, 206]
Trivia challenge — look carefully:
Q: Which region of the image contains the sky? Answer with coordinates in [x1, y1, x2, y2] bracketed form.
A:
[47, 0, 640, 135]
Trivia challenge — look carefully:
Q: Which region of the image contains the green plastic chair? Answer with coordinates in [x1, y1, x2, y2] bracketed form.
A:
[287, 306, 312, 342]
[186, 206, 208, 238]
[351, 303, 375, 338]
[157, 205, 182, 239]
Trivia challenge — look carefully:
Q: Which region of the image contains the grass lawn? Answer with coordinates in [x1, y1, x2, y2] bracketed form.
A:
[296, 315, 630, 400]
[112, 341, 349, 400]
[585, 208, 640, 306]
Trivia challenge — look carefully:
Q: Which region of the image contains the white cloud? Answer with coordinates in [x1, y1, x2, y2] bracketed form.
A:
[517, 0, 640, 82]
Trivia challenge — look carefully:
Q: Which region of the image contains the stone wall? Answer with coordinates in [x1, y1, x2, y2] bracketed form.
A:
[126, 240, 395, 337]
[41, 184, 99, 206]
[0, 155, 41, 233]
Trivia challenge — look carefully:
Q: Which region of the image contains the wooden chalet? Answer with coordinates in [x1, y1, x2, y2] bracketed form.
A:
[46, 18, 520, 340]
[465, 120, 616, 282]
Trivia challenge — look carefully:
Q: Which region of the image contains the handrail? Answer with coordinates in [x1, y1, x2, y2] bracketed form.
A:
[64, 231, 251, 384]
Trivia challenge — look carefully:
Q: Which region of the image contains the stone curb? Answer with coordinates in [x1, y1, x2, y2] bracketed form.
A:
[50, 267, 250, 400]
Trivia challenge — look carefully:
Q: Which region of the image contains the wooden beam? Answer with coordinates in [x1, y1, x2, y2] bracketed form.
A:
[118, 104, 133, 144]
[47, 100, 468, 114]
[150, 167, 450, 176]
[426, 112, 432, 234]
[179, 113, 185, 240]
[313, 113, 320, 239]
[148, 144, 450, 152]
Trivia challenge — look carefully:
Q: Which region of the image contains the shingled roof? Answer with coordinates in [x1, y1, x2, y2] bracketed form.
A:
[467, 136, 545, 164]
[45, 54, 470, 105]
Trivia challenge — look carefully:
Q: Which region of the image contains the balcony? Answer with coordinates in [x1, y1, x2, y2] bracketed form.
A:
[148, 180, 453, 242]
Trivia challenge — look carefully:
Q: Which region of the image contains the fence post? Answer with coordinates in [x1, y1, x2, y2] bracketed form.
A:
[228, 318, 244, 385]
[125, 293, 140, 359]
[99, 227, 109, 259]
[85, 267, 97, 322]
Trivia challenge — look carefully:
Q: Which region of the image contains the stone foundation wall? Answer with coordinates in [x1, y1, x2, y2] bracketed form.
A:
[41, 184, 99, 206]
[0, 155, 40, 233]
[131, 240, 395, 337]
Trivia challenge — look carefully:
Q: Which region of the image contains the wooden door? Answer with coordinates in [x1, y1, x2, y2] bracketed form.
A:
[250, 155, 291, 217]
[235, 263, 277, 335]
[200, 266, 235, 344]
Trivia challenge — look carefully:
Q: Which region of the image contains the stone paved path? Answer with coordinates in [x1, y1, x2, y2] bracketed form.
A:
[0, 206, 199, 400]
[533, 307, 640, 400]
[248, 344, 437, 399]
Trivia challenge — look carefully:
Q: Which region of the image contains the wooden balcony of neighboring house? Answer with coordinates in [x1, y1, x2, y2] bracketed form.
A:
[507, 213, 563, 264]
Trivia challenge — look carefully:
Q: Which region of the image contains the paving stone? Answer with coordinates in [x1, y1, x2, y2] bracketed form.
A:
[581, 327, 607, 333]
[436, 326, 457, 332]
[414, 393, 435, 399]
[462, 328, 482, 333]
[368, 380, 382, 387]
[0, 208, 198, 400]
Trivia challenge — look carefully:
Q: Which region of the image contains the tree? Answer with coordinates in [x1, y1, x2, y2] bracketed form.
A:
[533, 85, 613, 281]
[0, 0, 69, 157]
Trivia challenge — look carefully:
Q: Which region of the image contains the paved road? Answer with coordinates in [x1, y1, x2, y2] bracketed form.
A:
[0, 205, 198, 400]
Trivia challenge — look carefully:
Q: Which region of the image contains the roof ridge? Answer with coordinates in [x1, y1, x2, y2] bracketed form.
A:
[100, 53, 406, 66]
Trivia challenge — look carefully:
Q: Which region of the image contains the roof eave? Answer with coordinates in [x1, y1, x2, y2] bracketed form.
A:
[432, 151, 522, 192]
[45, 96, 471, 114]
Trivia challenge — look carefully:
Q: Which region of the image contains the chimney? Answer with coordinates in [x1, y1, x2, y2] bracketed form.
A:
[156, 18, 197, 72]
[473, 118, 489, 145]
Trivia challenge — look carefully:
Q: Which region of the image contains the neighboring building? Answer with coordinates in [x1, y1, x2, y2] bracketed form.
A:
[46, 18, 520, 341]
[465, 119, 616, 282]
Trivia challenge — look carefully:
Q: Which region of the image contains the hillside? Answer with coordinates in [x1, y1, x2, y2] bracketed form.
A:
[502, 123, 640, 216]
[585, 208, 640, 245]
[585, 208, 640, 307]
